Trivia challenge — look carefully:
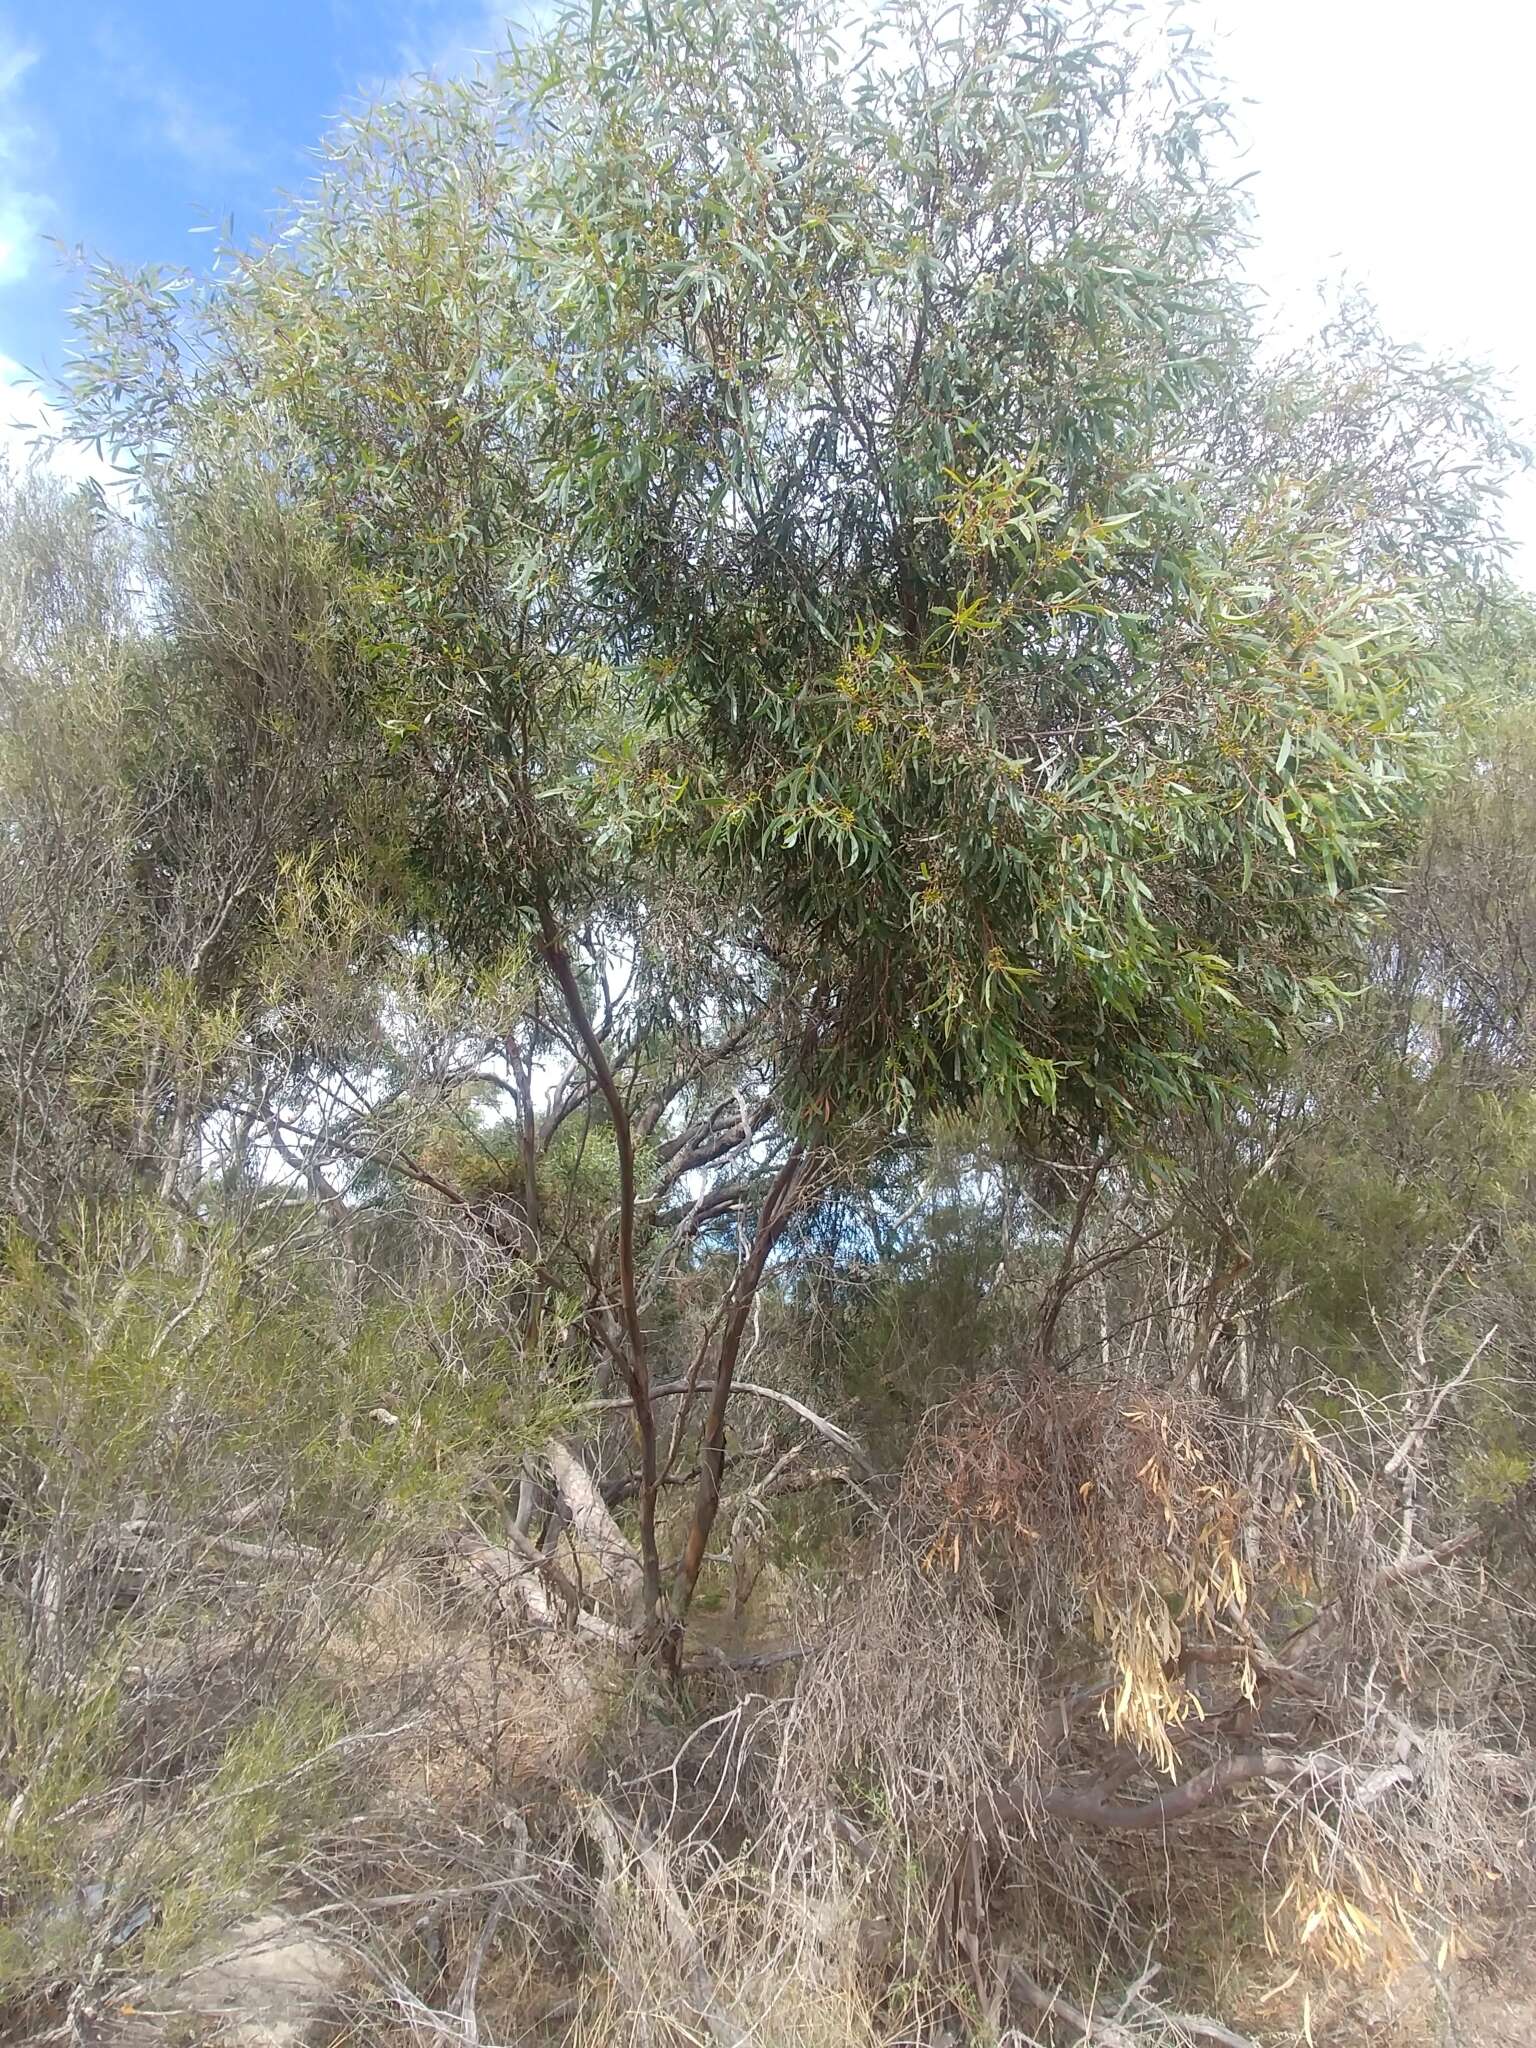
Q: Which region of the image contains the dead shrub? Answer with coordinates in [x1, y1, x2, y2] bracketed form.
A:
[909, 1377, 1316, 1766]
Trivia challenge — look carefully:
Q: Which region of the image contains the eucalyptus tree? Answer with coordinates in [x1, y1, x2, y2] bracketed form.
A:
[65, 0, 1516, 1658]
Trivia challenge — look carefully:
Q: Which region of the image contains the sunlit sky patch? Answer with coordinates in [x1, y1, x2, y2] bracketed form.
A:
[2, 1, 1530, 563]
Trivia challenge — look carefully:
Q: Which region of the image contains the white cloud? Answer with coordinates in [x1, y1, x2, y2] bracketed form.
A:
[366, 0, 546, 100]
[0, 31, 46, 287]
[95, 32, 257, 179]
[1196, 0, 1536, 564]
[136, 82, 256, 179]
[391, 1, 511, 79]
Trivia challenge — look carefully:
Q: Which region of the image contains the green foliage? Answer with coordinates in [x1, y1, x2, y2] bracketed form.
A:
[0, 1621, 350, 2011]
[0, 1206, 571, 2022]
[65, 0, 1517, 1151]
[0, 1213, 563, 1542]
[1244, 1036, 1536, 1371]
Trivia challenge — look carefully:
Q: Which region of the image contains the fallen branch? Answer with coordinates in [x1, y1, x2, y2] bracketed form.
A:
[1163, 2016, 1258, 2047]
[1006, 1961, 1135, 2046]
[1275, 1525, 1483, 1669]
[586, 1800, 739, 2048]
[455, 1527, 640, 1651]
[1025, 1745, 1421, 1835]
[680, 1640, 813, 1676]
[544, 1436, 647, 1623]
[754, 1461, 862, 1500]
[116, 1520, 322, 1569]
[1118, 1968, 1261, 2047]
[456, 1816, 527, 2045]
[589, 1377, 876, 1476]
[1032, 1752, 1301, 1832]
[1374, 1523, 1483, 1588]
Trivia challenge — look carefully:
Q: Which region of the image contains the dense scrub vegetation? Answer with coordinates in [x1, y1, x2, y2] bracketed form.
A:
[3, 2, 1535, 2041]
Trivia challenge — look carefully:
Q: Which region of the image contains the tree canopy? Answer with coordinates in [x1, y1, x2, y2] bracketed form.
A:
[71, 0, 1518, 1143]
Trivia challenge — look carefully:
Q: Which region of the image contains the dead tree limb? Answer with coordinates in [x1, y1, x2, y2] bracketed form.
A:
[1028, 1752, 1306, 1832]
[587, 1377, 874, 1477]
[1005, 1961, 1136, 2046]
[543, 1436, 646, 1624]
[585, 1799, 738, 2048]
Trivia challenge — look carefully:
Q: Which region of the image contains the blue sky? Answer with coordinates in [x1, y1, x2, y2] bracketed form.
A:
[0, 1, 524, 380]
[3, 0, 1534, 559]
